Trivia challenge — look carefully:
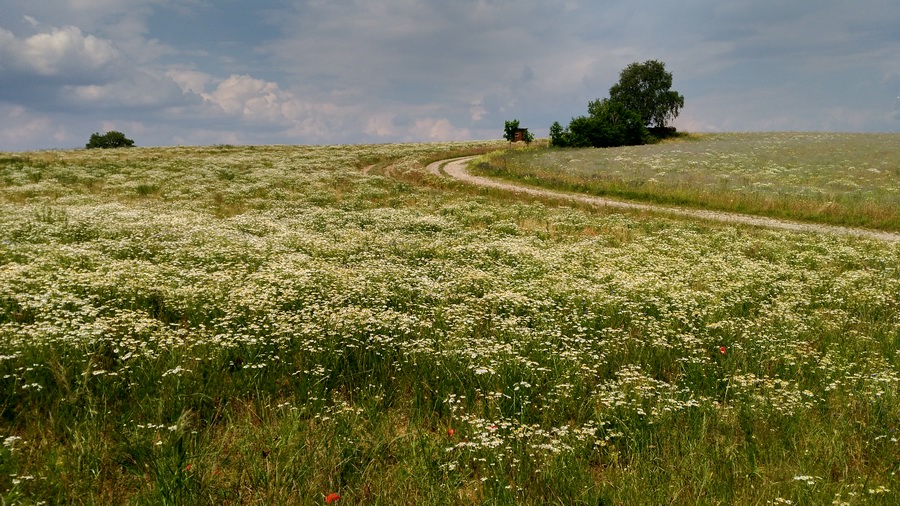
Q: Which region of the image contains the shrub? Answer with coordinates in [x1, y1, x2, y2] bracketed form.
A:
[550, 100, 647, 148]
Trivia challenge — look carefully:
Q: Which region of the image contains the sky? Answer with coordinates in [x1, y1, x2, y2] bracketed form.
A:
[1, 0, 898, 151]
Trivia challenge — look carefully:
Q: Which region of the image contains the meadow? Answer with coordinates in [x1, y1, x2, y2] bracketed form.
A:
[475, 133, 900, 231]
[0, 137, 898, 504]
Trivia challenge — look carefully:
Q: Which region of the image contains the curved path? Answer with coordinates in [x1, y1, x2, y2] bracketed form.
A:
[426, 156, 900, 242]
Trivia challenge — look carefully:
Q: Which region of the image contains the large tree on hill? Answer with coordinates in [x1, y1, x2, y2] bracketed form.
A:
[609, 60, 684, 129]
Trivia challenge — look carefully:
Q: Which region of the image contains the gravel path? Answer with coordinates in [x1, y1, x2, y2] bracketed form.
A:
[426, 156, 900, 242]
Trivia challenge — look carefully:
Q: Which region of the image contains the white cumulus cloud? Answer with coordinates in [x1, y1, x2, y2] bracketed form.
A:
[167, 71, 352, 140]
[0, 24, 119, 79]
[207, 75, 288, 121]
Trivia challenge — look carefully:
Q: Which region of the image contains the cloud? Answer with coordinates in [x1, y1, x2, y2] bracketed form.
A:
[413, 118, 471, 141]
[0, 19, 203, 115]
[166, 72, 355, 140]
[3, 0, 900, 150]
[0, 104, 68, 147]
[206, 75, 292, 122]
[4, 0, 168, 36]
[0, 24, 119, 81]
[64, 70, 197, 109]
[363, 112, 470, 141]
[165, 69, 212, 96]
[262, 0, 584, 98]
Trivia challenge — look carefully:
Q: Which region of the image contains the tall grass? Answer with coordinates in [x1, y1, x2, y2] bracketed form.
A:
[0, 140, 898, 504]
[474, 133, 900, 231]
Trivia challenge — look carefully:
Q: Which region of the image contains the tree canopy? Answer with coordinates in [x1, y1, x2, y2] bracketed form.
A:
[549, 59, 683, 148]
[503, 119, 533, 144]
[608, 60, 684, 129]
[86, 131, 135, 149]
[550, 100, 647, 148]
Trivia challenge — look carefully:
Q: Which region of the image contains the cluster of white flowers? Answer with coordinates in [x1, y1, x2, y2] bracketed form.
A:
[3, 435, 24, 452]
[1, 138, 898, 498]
[528, 132, 900, 201]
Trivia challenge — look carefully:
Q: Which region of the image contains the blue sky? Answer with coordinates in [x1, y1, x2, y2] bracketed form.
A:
[1, 0, 898, 150]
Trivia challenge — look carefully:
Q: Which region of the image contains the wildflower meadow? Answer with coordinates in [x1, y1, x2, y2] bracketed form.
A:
[477, 133, 900, 230]
[0, 137, 898, 504]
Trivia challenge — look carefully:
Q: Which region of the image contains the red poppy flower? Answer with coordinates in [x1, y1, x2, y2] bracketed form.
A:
[719, 346, 727, 355]
[447, 428, 455, 437]
[325, 492, 341, 504]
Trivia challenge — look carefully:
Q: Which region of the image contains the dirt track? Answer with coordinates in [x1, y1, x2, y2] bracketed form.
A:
[425, 156, 900, 243]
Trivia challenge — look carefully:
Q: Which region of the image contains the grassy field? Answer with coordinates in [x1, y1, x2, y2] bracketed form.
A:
[474, 133, 900, 231]
[1, 138, 899, 504]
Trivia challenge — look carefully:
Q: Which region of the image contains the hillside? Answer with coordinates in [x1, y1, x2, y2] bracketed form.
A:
[1, 138, 898, 504]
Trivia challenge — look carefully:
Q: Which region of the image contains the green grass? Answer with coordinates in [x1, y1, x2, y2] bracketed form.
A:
[0, 139, 898, 504]
[473, 133, 900, 231]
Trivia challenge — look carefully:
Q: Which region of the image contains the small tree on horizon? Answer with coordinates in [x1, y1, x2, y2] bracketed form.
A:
[503, 120, 520, 143]
[549, 121, 567, 147]
[503, 119, 533, 144]
[86, 131, 135, 149]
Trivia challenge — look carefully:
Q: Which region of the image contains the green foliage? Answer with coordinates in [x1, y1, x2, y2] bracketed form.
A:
[609, 59, 684, 128]
[550, 59, 684, 148]
[549, 99, 647, 148]
[548, 121, 566, 147]
[503, 119, 533, 144]
[503, 120, 520, 143]
[86, 131, 135, 149]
